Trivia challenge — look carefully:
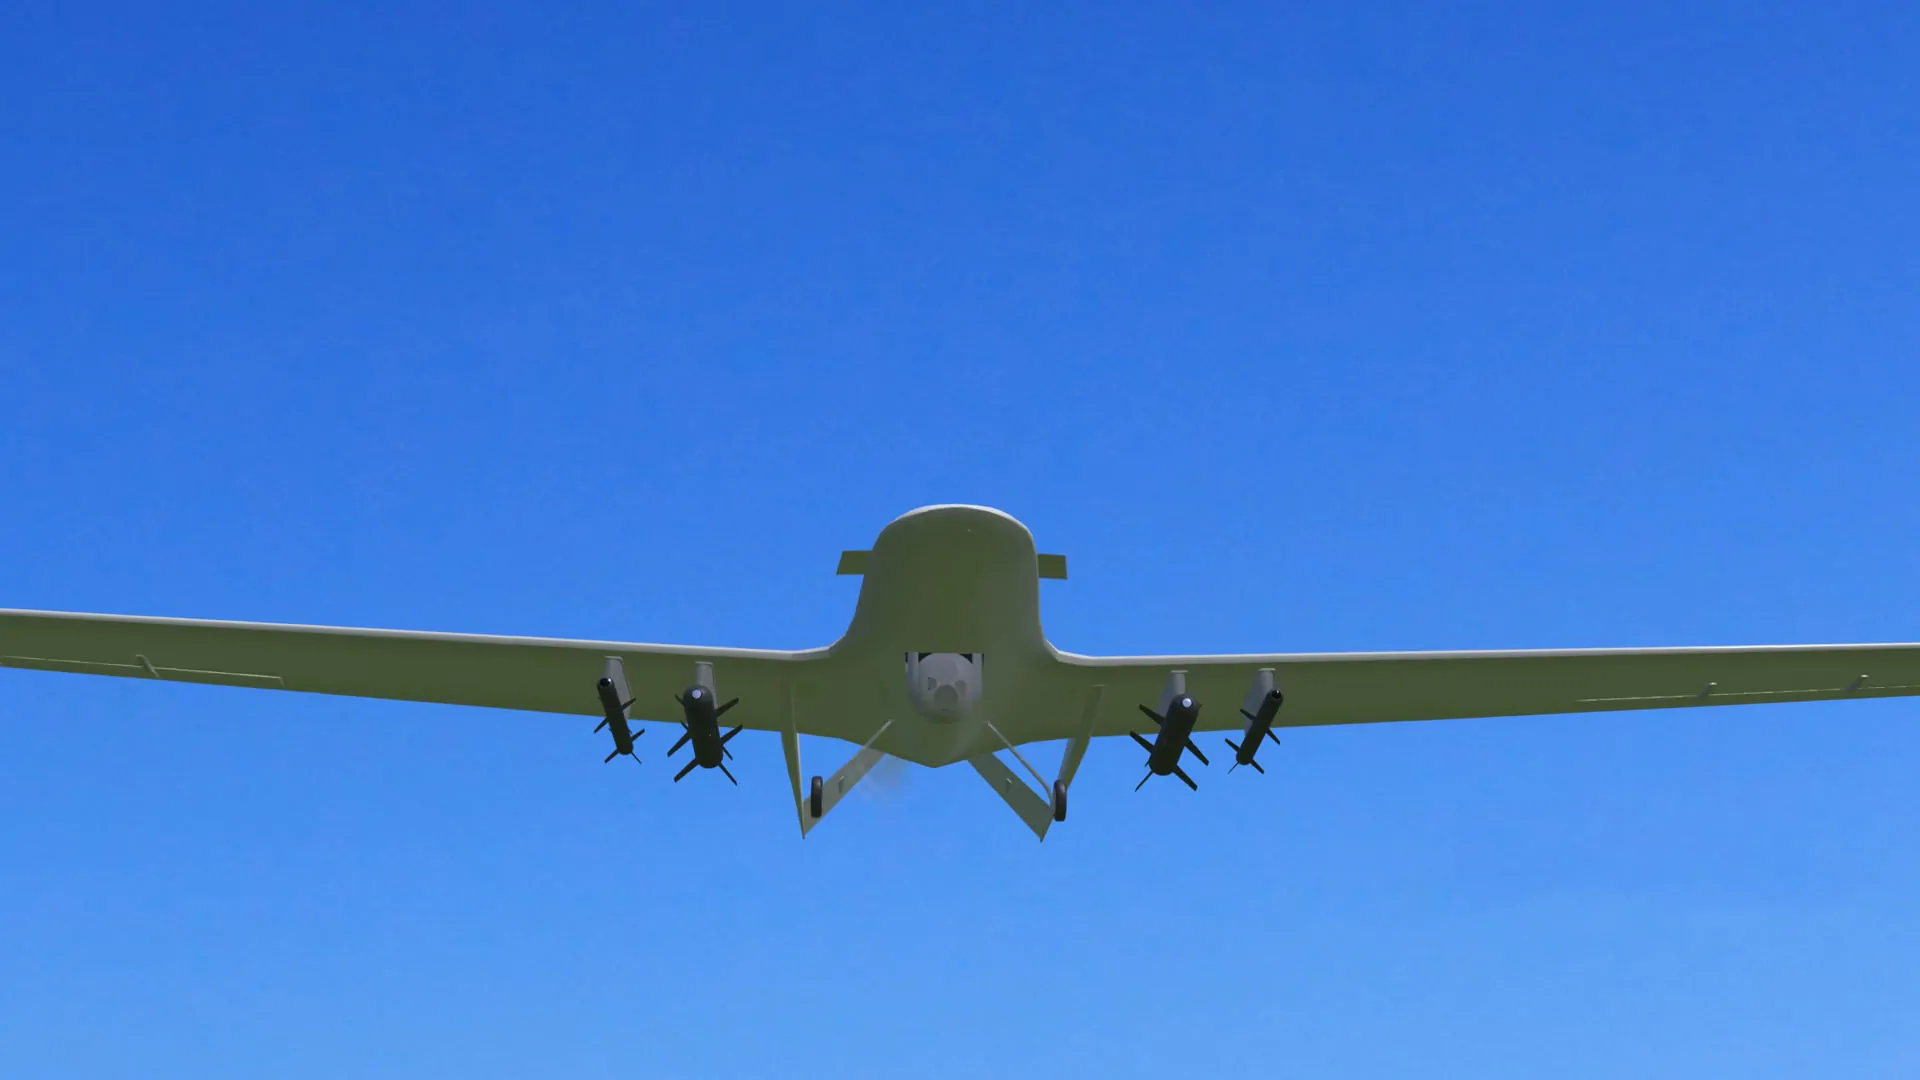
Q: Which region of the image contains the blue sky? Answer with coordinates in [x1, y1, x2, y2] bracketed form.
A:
[3, 3, 1919, 1076]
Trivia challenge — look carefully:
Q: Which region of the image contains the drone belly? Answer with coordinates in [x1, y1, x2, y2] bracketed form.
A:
[906, 652, 982, 721]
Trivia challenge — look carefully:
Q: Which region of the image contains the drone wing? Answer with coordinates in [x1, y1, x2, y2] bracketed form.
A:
[1056, 641, 1920, 737]
[0, 608, 823, 733]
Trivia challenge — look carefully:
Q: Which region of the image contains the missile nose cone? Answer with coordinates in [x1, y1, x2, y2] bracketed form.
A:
[1178, 695, 1193, 709]
[597, 677, 614, 690]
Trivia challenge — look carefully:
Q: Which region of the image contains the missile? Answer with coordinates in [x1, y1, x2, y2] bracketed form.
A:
[671, 684, 742, 784]
[1132, 693, 1206, 790]
[1225, 687, 1283, 773]
[595, 676, 642, 763]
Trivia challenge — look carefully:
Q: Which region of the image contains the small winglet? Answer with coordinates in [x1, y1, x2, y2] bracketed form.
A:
[836, 550, 870, 575]
[1037, 553, 1067, 580]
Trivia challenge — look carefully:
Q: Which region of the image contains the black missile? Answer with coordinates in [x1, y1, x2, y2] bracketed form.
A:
[1132, 693, 1205, 790]
[671, 684, 741, 784]
[1225, 687, 1284, 773]
[595, 676, 642, 764]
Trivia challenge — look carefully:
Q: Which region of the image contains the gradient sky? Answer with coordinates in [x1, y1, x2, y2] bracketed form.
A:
[4, 3, 1919, 1077]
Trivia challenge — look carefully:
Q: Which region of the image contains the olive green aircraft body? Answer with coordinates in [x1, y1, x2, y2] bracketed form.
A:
[5, 505, 1916, 837]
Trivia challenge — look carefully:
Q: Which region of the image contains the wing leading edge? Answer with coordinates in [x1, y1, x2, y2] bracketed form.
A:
[1057, 642, 1920, 737]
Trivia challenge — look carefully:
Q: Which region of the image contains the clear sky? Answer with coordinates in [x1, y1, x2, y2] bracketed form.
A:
[3, 3, 1918, 1077]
